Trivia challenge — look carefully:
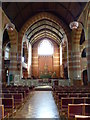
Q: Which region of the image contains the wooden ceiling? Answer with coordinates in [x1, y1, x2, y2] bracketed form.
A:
[2, 2, 87, 31]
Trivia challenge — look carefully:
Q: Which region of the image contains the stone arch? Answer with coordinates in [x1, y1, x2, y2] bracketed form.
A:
[2, 28, 18, 84]
[20, 12, 70, 37]
[18, 12, 70, 77]
[18, 12, 70, 53]
[86, 2, 90, 85]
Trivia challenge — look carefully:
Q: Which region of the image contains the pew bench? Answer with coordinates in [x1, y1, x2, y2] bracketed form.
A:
[3, 93, 23, 108]
[61, 98, 73, 113]
[0, 98, 16, 117]
[68, 104, 90, 119]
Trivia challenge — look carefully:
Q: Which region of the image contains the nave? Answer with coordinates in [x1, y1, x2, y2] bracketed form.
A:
[13, 91, 60, 118]
[1, 2, 90, 120]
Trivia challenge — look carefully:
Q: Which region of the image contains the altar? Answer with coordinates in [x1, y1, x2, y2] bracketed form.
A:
[39, 64, 56, 79]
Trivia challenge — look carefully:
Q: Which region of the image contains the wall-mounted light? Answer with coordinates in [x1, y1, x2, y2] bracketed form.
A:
[69, 21, 84, 30]
[69, 21, 79, 29]
[5, 23, 15, 31]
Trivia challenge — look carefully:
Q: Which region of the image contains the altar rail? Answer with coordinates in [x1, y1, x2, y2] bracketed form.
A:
[14, 78, 70, 87]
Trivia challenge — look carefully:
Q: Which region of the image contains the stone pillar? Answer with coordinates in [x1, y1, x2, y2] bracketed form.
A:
[71, 28, 82, 86]
[8, 30, 18, 84]
[53, 43, 60, 78]
[63, 45, 67, 79]
[60, 44, 62, 77]
[60, 44, 64, 78]
[2, 50, 6, 84]
[18, 34, 22, 78]
[68, 41, 74, 85]
[87, 9, 90, 86]
[23, 42, 28, 63]
[0, 7, 2, 104]
[23, 42, 28, 78]
[28, 43, 32, 78]
[32, 45, 39, 78]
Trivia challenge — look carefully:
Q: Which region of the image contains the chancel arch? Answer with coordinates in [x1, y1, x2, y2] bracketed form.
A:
[19, 12, 69, 79]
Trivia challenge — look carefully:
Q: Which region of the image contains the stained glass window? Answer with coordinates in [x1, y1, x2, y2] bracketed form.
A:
[38, 39, 54, 55]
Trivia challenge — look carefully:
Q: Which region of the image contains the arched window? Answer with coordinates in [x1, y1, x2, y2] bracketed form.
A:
[38, 39, 54, 56]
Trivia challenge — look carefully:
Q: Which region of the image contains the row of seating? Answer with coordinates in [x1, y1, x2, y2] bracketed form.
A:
[0, 85, 33, 119]
[0, 93, 23, 108]
[68, 104, 90, 119]
[55, 93, 90, 104]
[53, 86, 90, 93]
[60, 98, 90, 116]
[53, 86, 90, 119]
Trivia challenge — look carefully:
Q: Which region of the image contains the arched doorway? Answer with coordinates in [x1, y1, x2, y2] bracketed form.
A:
[2, 29, 10, 85]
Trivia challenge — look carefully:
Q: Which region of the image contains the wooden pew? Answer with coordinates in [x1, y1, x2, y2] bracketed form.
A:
[61, 98, 73, 110]
[4, 93, 23, 108]
[0, 98, 15, 117]
[68, 104, 90, 119]
[56, 93, 68, 105]
[12, 93, 23, 108]
[61, 97, 86, 110]
[68, 104, 83, 119]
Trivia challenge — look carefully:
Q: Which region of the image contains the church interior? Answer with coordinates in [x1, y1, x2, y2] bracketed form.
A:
[0, 1, 90, 119]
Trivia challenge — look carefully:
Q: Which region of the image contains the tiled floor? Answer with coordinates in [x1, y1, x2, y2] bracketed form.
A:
[13, 91, 60, 118]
